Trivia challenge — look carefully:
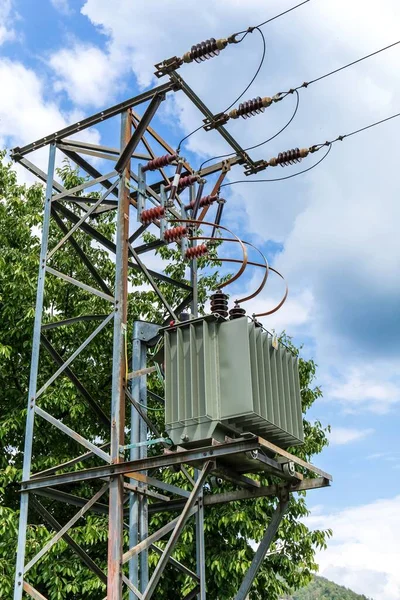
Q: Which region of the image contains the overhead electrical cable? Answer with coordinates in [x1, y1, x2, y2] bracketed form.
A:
[220, 109, 400, 187]
[198, 39, 400, 170]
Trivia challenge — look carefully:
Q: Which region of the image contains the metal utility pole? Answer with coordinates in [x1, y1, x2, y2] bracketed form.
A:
[11, 72, 331, 600]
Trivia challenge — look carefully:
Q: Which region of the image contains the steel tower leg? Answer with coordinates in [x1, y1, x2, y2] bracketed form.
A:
[108, 110, 131, 600]
[13, 143, 57, 599]
[129, 323, 141, 599]
[234, 499, 289, 600]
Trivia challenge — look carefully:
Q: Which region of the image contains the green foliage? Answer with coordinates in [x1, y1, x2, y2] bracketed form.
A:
[0, 153, 331, 598]
[284, 575, 372, 600]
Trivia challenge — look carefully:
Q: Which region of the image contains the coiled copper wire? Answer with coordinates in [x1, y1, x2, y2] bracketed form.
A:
[185, 244, 209, 260]
[164, 226, 187, 243]
[140, 206, 166, 224]
[142, 154, 177, 173]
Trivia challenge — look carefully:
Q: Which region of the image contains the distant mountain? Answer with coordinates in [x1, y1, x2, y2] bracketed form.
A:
[283, 576, 373, 600]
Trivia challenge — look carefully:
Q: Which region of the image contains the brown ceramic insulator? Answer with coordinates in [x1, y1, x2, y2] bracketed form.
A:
[189, 38, 220, 63]
[185, 244, 208, 260]
[275, 148, 303, 167]
[140, 206, 166, 224]
[177, 174, 199, 191]
[237, 97, 265, 119]
[189, 194, 218, 209]
[164, 226, 187, 243]
[210, 290, 229, 318]
[142, 154, 177, 173]
[229, 301, 246, 320]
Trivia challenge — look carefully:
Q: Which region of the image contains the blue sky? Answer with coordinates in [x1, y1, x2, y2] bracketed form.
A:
[1, 1, 400, 598]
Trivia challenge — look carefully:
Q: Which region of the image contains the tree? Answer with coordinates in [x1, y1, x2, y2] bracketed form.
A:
[0, 153, 331, 599]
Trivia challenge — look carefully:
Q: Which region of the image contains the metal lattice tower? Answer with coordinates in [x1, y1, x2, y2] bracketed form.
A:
[12, 73, 332, 600]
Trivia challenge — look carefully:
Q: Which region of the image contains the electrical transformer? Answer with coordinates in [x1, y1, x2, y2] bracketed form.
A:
[164, 316, 304, 448]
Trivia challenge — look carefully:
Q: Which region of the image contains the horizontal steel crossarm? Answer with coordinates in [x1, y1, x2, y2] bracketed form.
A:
[169, 72, 254, 167]
[40, 334, 111, 428]
[45, 266, 115, 302]
[234, 499, 289, 600]
[57, 143, 121, 163]
[35, 405, 111, 463]
[35, 312, 114, 399]
[47, 179, 119, 259]
[11, 81, 176, 158]
[258, 436, 333, 481]
[33, 487, 109, 515]
[122, 508, 196, 565]
[22, 438, 261, 490]
[31, 496, 107, 585]
[24, 483, 108, 574]
[143, 461, 213, 599]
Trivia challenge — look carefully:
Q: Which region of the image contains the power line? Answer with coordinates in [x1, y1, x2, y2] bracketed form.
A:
[198, 39, 400, 170]
[290, 39, 400, 92]
[176, 1, 311, 151]
[220, 109, 400, 187]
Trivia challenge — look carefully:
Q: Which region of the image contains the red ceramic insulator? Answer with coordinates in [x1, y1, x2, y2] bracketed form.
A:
[275, 148, 302, 167]
[164, 226, 187, 243]
[190, 38, 220, 63]
[189, 194, 218, 209]
[140, 206, 166, 224]
[142, 154, 177, 173]
[237, 97, 265, 119]
[185, 244, 208, 259]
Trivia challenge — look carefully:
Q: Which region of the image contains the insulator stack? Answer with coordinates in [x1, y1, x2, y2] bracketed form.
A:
[185, 244, 209, 260]
[164, 226, 187, 243]
[229, 96, 273, 120]
[229, 301, 246, 320]
[188, 194, 218, 210]
[183, 38, 228, 64]
[210, 290, 229, 318]
[142, 154, 177, 173]
[140, 206, 166, 224]
[165, 174, 199, 193]
[269, 147, 310, 167]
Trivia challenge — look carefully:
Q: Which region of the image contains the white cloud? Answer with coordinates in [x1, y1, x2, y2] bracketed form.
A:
[306, 496, 400, 600]
[0, 0, 16, 45]
[326, 367, 400, 414]
[0, 58, 100, 181]
[328, 427, 373, 446]
[50, 0, 72, 16]
[49, 43, 123, 108]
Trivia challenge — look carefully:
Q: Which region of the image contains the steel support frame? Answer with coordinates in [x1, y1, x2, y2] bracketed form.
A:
[12, 79, 332, 600]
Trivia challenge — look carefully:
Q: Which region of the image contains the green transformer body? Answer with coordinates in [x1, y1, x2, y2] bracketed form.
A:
[164, 316, 304, 448]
